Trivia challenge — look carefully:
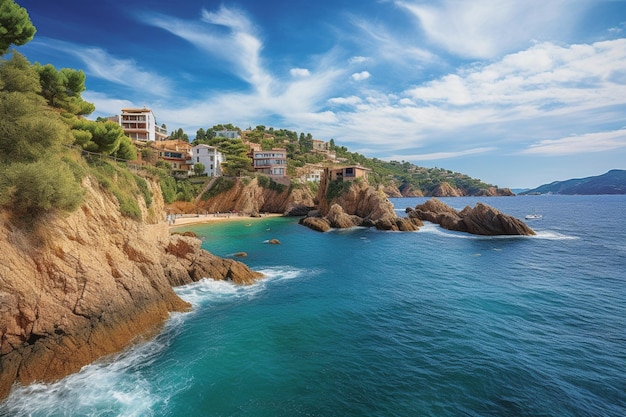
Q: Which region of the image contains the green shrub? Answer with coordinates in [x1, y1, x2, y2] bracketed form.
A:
[160, 176, 177, 203]
[256, 175, 286, 193]
[112, 189, 141, 220]
[257, 175, 270, 188]
[201, 177, 235, 200]
[133, 175, 152, 207]
[327, 180, 352, 200]
[86, 158, 149, 220]
[4, 158, 84, 218]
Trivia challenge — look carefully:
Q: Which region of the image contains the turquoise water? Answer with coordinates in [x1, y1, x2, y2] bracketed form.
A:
[1, 195, 625, 416]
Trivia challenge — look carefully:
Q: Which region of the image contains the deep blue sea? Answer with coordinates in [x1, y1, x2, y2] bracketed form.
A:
[1, 195, 625, 417]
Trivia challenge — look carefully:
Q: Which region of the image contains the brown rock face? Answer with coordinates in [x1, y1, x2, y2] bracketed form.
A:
[196, 177, 316, 216]
[299, 216, 331, 232]
[475, 187, 516, 196]
[428, 182, 463, 197]
[0, 176, 262, 399]
[300, 171, 423, 232]
[409, 198, 535, 236]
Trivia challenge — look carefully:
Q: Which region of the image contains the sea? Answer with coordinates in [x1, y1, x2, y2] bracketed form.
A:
[1, 195, 625, 417]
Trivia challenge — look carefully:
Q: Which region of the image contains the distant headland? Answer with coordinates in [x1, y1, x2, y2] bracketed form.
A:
[520, 170, 626, 195]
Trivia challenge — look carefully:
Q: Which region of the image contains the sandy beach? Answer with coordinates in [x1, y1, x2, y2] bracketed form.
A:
[168, 213, 285, 228]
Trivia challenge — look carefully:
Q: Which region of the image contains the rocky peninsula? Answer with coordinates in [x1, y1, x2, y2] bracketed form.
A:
[0, 176, 262, 400]
[300, 168, 534, 236]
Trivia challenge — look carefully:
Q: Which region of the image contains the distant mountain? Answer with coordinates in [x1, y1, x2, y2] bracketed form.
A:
[520, 170, 626, 195]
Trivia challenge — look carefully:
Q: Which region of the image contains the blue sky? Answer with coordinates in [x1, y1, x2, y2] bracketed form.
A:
[16, 0, 626, 188]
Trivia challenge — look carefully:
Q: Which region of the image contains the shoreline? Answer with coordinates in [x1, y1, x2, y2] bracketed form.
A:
[168, 212, 285, 228]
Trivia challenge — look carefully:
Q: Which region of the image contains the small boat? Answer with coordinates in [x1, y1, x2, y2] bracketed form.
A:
[525, 214, 542, 220]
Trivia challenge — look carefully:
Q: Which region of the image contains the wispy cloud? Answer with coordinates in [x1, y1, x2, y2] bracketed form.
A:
[521, 129, 626, 155]
[350, 17, 436, 65]
[141, 5, 274, 96]
[33, 39, 172, 97]
[385, 147, 497, 162]
[396, 0, 593, 59]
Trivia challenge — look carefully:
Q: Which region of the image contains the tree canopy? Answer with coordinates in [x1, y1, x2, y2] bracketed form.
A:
[70, 117, 134, 157]
[0, 0, 36, 55]
[34, 63, 95, 115]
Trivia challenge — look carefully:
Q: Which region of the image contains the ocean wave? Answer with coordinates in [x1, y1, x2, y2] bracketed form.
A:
[174, 278, 264, 308]
[0, 318, 189, 417]
[532, 230, 579, 241]
[174, 266, 313, 308]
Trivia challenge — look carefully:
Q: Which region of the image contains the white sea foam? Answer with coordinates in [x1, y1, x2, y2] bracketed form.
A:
[532, 230, 579, 241]
[0, 319, 188, 417]
[416, 221, 571, 241]
[174, 278, 263, 308]
[174, 266, 311, 308]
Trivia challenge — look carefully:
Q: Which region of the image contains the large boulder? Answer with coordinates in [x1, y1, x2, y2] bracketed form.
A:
[409, 198, 535, 236]
[299, 216, 332, 232]
[459, 203, 534, 235]
[326, 204, 360, 228]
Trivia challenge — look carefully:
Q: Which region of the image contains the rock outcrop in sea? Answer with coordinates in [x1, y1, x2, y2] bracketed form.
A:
[300, 170, 532, 236]
[406, 198, 535, 236]
[300, 168, 423, 232]
[0, 176, 262, 399]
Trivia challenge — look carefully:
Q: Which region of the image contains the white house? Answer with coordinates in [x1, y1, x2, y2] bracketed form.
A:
[118, 108, 168, 142]
[192, 144, 223, 176]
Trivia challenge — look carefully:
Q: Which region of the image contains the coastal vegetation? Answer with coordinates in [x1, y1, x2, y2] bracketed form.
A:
[190, 123, 497, 197]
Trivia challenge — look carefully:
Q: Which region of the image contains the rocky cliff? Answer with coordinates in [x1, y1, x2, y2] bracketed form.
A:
[177, 177, 316, 217]
[0, 175, 261, 399]
[300, 169, 422, 232]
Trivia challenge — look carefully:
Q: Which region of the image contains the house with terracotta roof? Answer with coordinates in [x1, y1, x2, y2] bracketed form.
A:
[150, 139, 193, 176]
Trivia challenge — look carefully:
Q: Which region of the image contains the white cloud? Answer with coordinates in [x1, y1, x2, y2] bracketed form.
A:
[385, 147, 496, 162]
[349, 56, 369, 65]
[290, 68, 311, 77]
[405, 39, 626, 116]
[328, 96, 363, 106]
[521, 129, 626, 155]
[37, 40, 172, 97]
[396, 0, 593, 58]
[351, 71, 371, 81]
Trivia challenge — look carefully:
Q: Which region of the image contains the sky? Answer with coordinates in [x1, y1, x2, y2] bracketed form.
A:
[14, 0, 626, 188]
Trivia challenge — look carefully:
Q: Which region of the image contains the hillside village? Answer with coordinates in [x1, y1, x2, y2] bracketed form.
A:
[110, 107, 373, 186]
[107, 107, 503, 201]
